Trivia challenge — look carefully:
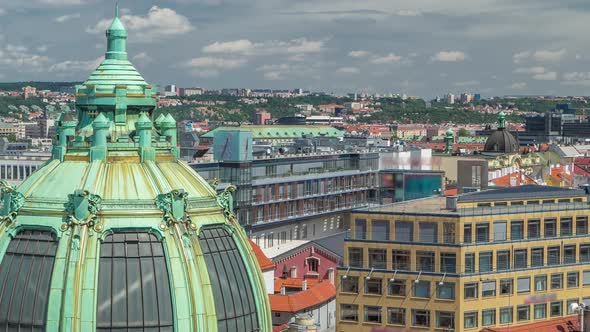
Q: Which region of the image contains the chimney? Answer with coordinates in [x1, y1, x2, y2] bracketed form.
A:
[328, 268, 335, 285]
[291, 266, 297, 278]
[302, 279, 308, 291]
[281, 286, 286, 295]
[446, 196, 458, 211]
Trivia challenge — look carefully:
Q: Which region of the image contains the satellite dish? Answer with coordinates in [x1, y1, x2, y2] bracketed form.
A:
[570, 303, 580, 313]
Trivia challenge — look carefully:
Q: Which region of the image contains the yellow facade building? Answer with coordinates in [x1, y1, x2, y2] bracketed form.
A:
[337, 185, 590, 331]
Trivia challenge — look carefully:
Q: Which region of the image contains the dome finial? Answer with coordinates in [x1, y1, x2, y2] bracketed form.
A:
[115, 2, 119, 18]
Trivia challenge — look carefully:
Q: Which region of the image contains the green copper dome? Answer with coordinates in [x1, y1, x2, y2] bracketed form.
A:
[0, 5, 272, 332]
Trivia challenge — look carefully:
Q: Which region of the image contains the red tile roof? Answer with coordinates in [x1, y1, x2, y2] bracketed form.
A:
[249, 240, 275, 271]
[274, 277, 321, 293]
[490, 172, 537, 187]
[272, 324, 289, 332]
[269, 281, 335, 313]
[480, 315, 579, 332]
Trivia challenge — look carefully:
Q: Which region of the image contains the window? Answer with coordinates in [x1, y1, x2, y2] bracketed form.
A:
[416, 251, 435, 272]
[528, 219, 540, 239]
[348, 248, 363, 267]
[464, 224, 472, 243]
[464, 283, 478, 299]
[387, 280, 405, 296]
[568, 272, 579, 288]
[464, 311, 478, 329]
[561, 217, 573, 236]
[500, 307, 513, 324]
[436, 311, 455, 329]
[355, 219, 367, 239]
[395, 221, 413, 241]
[465, 253, 475, 273]
[97, 232, 174, 332]
[550, 301, 562, 317]
[307, 257, 319, 273]
[517, 305, 530, 321]
[544, 218, 556, 238]
[534, 303, 546, 319]
[497, 250, 510, 271]
[368, 249, 386, 269]
[511, 249, 526, 269]
[365, 278, 382, 295]
[577, 216, 588, 235]
[0, 230, 59, 332]
[443, 223, 456, 243]
[341, 276, 359, 293]
[551, 273, 563, 290]
[584, 271, 590, 286]
[531, 248, 544, 267]
[392, 250, 410, 270]
[581, 244, 590, 262]
[198, 227, 259, 331]
[413, 280, 430, 298]
[412, 309, 430, 327]
[476, 223, 489, 242]
[511, 220, 524, 240]
[494, 221, 507, 241]
[482, 281, 496, 297]
[564, 245, 576, 264]
[364, 306, 382, 323]
[568, 299, 579, 314]
[517, 277, 530, 293]
[419, 222, 438, 243]
[482, 309, 496, 326]
[479, 252, 493, 273]
[388, 308, 405, 325]
[341, 304, 358, 321]
[372, 220, 389, 241]
[548, 246, 560, 265]
[440, 253, 456, 273]
[500, 279, 513, 295]
[437, 282, 455, 300]
[535, 275, 547, 291]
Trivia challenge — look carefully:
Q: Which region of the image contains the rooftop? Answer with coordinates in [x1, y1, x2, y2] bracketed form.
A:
[456, 185, 586, 203]
[202, 125, 345, 139]
[269, 281, 335, 313]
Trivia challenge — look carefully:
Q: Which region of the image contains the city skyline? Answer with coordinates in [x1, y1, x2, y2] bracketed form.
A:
[1, 1, 590, 97]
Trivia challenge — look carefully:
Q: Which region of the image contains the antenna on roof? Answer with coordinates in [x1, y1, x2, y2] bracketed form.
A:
[115, 2, 120, 18]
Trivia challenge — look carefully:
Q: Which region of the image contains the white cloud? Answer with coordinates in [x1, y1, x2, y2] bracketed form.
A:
[202, 39, 253, 53]
[185, 57, 246, 69]
[201, 38, 324, 56]
[532, 71, 557, 80]
[0, 9, 6, 16]
[48, 56, 103, 72]
[513, 66, 546, 75]
[263, 71, 284, 80]
[561, 72, 590, 86]
[431, 51, 466, 62]
[39, 0, 87, 5]
[453, 80, 479, 87]
[132, 52, 154, 65]
[0, 45, 51, 70]
[348, 50, 371, 58]
[88, 6, 194, 42]
[190, 69, 219, 78]
[55, 13, 80, 23]
[513, 51, 531, 64]
[394, 9, 421, 16]
[533, 49, 566, 62]
[336, 67, 360, 74]
[370, 53, 402, 64]
[510, 82, 527, 90]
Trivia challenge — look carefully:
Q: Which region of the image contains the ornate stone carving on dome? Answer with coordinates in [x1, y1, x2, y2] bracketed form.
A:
[62, 190, 103, 231]
[156, 189, 193, 228]
[0, 180, 25, 224]
[216, 185, 236, 219]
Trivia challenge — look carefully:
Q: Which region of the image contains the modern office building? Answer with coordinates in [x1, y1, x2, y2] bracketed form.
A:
[337, 185, 590, 332]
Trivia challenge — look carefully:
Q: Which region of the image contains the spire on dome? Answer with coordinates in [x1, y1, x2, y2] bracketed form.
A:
[105, 3, 127, 60]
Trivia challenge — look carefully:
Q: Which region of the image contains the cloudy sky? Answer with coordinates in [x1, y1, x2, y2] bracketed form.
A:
[1, 0, 590, 97]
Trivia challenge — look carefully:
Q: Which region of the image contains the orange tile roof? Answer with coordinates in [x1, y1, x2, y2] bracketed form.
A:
[249, 240, 275, 271]
[269, 281, 336, 313]
[274, 277, 321, 293]
[272, 324, 289, 332]
[490, 172, 537, 187]
[480, 315, 579, 332]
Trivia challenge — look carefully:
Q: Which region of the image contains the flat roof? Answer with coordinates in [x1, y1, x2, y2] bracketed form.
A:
[457, 185, 586, 203]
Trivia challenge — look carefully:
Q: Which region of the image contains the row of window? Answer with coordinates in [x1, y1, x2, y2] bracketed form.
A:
[341, 276, 456, 300]
[475, 197, 583, 207]
[339, 305, 454, 329]
[0, 228, 259, 332]
[348, 244, 590, 273]
[353, 216, 589, 244]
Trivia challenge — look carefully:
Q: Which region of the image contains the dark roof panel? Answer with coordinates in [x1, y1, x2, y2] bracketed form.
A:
[457, 185, 586, 202]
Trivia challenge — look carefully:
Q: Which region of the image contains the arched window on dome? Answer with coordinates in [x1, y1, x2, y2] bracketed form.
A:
[0, 229, 59, 331]
[96, 232, 173, 331]
[199, 227, 260, 331]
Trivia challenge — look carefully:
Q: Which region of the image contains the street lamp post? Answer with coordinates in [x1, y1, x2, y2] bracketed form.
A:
[570, 302, 586, 332]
